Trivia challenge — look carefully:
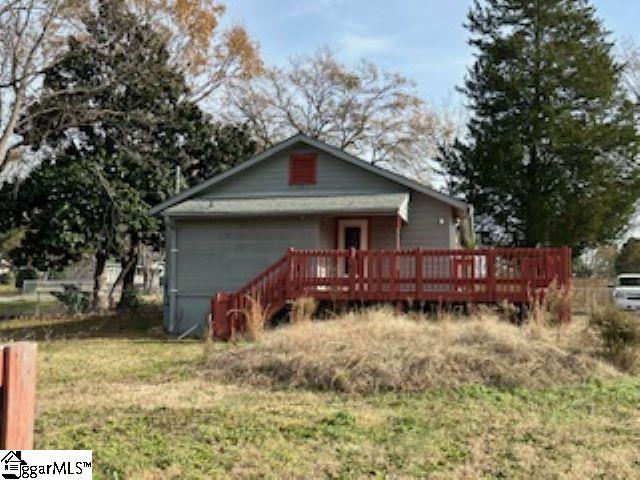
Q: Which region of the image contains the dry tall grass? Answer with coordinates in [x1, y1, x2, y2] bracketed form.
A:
[204, 308, 617, 394]
[528, 279, 572, 326]
[290, 296, 318, 324]
[236, 295, 268, 342]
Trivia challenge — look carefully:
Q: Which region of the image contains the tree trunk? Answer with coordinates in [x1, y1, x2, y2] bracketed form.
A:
[139, 244, 154, 294]
[92, 252, 109, 311]
[117, 239, 139, 310]
[0, 83, 27, 169]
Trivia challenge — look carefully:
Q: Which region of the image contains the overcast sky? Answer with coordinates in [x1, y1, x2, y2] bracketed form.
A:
[222, 0, 639, 109]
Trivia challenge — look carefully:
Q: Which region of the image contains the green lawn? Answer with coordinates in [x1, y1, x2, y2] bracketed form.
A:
[0, 284, 19, 296]
[0, 296, 62, 317]
[1, 313, 638, 479]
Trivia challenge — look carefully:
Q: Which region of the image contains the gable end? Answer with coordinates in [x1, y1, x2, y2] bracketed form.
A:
[150, 133, 471, 216]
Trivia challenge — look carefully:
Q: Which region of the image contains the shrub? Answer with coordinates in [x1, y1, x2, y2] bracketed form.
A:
[0, 271, 14, 285]
[15, 267, 38, 289]
[291, 296, 318, 324]
[121, 290, 143, 310]
[590, 306, 640, 371]
[51, 285, 92, 315]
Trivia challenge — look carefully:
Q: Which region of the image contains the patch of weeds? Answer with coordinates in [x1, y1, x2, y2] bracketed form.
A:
[318, 410, 356, 440]
[590, 306, 640, 371]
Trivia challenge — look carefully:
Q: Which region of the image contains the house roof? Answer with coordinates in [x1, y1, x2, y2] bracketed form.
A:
[150, 133, 471, 216]
[164, 193, 410, 221]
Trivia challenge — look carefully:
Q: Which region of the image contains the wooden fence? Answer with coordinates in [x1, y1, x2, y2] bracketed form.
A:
[0, 343, 37, 449]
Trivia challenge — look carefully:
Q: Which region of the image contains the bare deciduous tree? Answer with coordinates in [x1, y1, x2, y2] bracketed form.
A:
[0, 0, 263, 174]
[619, 38, 640, 237]
[0, 0, 76, 170]
[621, 38, 640, 103]
[130, 0, 263, 103]
[224, 49, 456, 182]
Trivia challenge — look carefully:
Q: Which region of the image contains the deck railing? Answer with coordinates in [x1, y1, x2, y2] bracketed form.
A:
[211, 247, 572, 340]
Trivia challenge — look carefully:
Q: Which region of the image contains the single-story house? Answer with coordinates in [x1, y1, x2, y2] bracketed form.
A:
[151, 133, 473, 335]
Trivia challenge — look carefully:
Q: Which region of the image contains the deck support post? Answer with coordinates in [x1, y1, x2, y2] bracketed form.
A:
[212, 293, 232, 341]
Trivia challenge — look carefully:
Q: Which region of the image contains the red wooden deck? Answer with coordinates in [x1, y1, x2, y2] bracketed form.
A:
[211, 247, 572, 340]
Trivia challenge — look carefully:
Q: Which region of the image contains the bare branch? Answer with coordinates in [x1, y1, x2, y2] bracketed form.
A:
[620, 38, 640, 102]
[0, 0, 78, 169]
[223, 49, 455, 183]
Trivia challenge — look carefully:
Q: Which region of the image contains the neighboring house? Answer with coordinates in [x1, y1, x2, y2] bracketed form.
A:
[60, 257, 164, 295]
[151, 133, 473, 335]
[0, 258, 10, 276]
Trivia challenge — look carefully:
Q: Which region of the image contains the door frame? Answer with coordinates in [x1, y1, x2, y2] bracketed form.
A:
[336, 218, 370, 278]
[336, 218, 370, 250]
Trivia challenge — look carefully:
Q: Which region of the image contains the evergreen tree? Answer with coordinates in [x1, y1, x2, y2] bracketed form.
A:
[615, 238, 640, 274]
[441, 0, 640, 252]
[2, 0, 256, 309]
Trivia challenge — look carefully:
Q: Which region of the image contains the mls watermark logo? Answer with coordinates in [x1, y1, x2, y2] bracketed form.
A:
[1, 451, 92, 479]
[1, 451, 26, 479]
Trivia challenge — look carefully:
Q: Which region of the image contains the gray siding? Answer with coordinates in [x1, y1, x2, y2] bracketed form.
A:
[371, 217, 397, 249]
[170, 216, 320, 334]
[401, 193, 456, 249]
[318, 217, 335, 249]
[200, 142, 405, 199]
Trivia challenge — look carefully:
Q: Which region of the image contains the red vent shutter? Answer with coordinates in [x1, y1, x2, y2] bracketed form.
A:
[289, 153, 317, 185]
